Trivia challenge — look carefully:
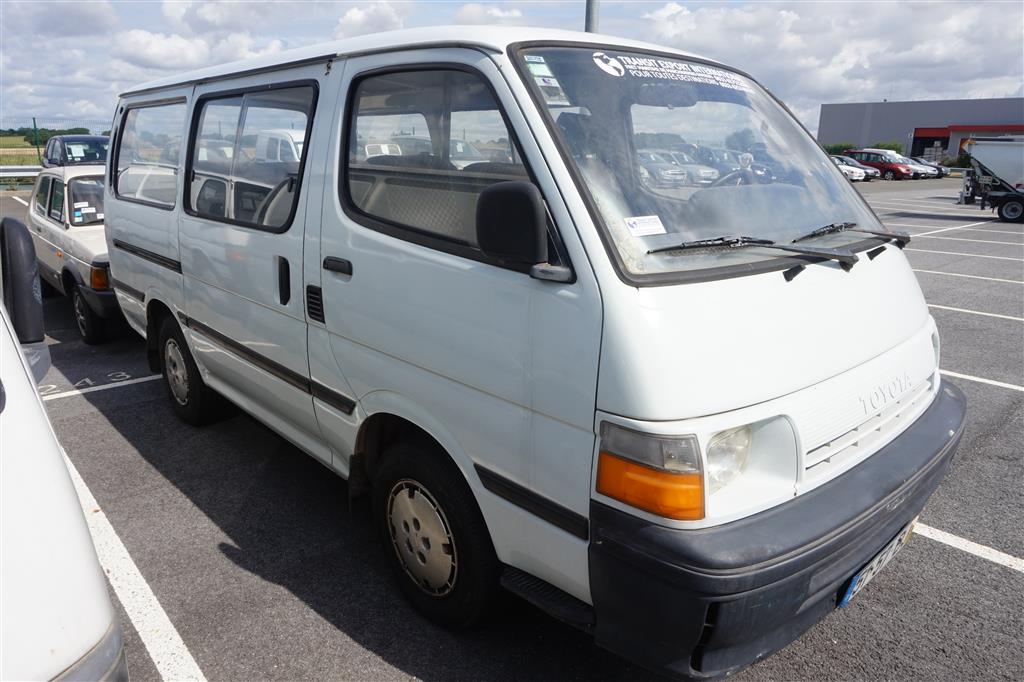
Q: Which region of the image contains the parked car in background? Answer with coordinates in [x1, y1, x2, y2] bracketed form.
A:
[661, 150, 720, 185]
[899, 155, 938, 179]
[844, 148, 917, 180]
[831, 156, 866, 181]
[26, 166, 117, 344]
[909, 157, 949, 177]
[636, 149, 689, 186]
[255, 129, 305, 163]
[0, 217, 128, 682]
[40, 135, 109, 168]
[831, 155, 879, 181]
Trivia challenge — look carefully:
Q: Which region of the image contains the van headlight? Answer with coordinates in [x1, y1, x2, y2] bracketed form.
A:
[706, 425, 751, 493]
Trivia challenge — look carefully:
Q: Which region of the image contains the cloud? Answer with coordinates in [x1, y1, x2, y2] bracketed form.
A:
[455, 3, 523, 24]
[111, 30, 212, 70]
[333, 1, 409, 38]
[2, 0, 117, 36]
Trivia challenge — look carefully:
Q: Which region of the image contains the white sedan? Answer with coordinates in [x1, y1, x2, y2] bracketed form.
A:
[832, 156, 866, 181]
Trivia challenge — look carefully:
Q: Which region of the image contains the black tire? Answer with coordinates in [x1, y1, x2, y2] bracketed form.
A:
[157, 316, 230, 425]
[72, 284, 106, 345]
[997, 199, 1024, 223]
[372, 440, 499, 628]
[883, 170, 896, 181]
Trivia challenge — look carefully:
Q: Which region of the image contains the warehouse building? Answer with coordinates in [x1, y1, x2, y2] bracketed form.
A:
[817, 97, 1024, 159]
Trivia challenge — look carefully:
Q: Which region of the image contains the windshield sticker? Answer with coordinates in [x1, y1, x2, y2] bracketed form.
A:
[73, 215, 82, 223]
[81, 206, 96, 214]
[73, 201, 89, 208]
[97, 213, 104, 220]
[525, 55, 546, 63]
[534, 76, 570, 106]
[594, 52, 751, 91]
[528, 62, 554, 77]
[624, 215, 667, 237]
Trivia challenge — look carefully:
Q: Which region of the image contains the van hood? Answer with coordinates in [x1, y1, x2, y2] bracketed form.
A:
[596, 245, 932, 421]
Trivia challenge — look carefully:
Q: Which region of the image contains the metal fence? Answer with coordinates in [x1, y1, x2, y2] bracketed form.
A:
[1, 118, 110, 182]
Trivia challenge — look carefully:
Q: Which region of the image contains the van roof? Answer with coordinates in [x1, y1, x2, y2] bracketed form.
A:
[120, 25, 718, 97]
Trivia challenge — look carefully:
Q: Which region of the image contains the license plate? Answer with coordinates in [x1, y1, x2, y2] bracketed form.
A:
[838, 518, 917, 608]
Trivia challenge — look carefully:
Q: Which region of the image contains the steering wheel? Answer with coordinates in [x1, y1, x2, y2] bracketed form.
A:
[710, 169, 755, 187]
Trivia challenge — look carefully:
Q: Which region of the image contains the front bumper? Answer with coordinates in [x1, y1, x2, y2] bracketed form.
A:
[78, 286, 122, 319]
[588, 380, 966, 679]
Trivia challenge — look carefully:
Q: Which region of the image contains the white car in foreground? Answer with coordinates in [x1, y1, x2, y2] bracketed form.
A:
[0, 217, 128, 681]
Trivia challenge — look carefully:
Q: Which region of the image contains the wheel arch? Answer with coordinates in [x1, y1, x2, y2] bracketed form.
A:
[144, 298, 176, 372]
[60, 265, 83, 296]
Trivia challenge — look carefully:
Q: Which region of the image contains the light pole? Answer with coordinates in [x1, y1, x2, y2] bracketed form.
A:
[585, 0, 600, 32]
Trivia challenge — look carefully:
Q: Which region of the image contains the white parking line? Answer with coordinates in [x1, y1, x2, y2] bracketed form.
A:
[870, 203, 991, 216]
[42, 375, 162, 401]
[915, 524, 1024, 573]
[913, 220, 998, 237]
[906, 248, 1024, 261]
[63, 454, 208, 682]
[914, 269, 1023, 285]
[916, 235, 1024, 246]
[940, 370, 1024, 392]
[928, 304, 1023, 322]
[12, 196, 28, 206]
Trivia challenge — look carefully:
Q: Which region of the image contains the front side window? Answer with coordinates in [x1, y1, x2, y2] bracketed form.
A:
[188, 85, 314, 229]
[517, 47, 887, 280]
[68, 177, 105, 225]
[48, 181, 65, 223]
[115, 102, 187, 208]
[34, 176, 51, 216]
[345, 69, 527, 249]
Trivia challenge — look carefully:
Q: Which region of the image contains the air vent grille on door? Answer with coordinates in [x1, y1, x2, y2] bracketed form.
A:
[306, 285, 324, 323]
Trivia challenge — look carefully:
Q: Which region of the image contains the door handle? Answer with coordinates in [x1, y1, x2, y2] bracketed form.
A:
[276, 256, 290, 305]
[323, 257, 352, 276]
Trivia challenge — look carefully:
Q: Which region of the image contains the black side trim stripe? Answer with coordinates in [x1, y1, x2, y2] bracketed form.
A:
[312, 381, 357, 414]
[182, 316, 355, 415]
[475, 464, 589, 540]
[111, 278, 144, 302]
[112, 239, 182, 273]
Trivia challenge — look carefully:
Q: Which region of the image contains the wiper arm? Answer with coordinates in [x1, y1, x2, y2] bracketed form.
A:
[648, 235, 859, 270]
[792, 222, 911, 248]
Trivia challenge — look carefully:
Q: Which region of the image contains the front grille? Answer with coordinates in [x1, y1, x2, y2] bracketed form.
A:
[803, 377, 936, 483]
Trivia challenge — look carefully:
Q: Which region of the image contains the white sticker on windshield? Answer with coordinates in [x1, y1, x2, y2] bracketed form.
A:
[73, 201, 89, 208]
[81, 206, 96, 214]
[97, 213, 104, 220]
[599, 53, 752, 92]
[624, 215, 667, 237]
[525, 55, 545, 63]
[528, 62, 554, 77]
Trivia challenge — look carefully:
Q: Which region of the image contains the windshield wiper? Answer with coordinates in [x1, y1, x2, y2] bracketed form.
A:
[648, 235, 859, 270]
[792, 222, 910, 248]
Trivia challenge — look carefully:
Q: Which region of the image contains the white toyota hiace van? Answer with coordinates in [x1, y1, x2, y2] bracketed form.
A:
[104, 27, 966, 678]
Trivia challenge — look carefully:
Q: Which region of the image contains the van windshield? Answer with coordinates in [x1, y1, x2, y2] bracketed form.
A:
[516, 46, 886, 279]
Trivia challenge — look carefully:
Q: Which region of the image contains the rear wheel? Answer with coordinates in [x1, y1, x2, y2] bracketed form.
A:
[72, 284, 105, 345]
[372, 440, 499, 628]
[997, 199, 1024, 223]
[158, 316, 231, 425]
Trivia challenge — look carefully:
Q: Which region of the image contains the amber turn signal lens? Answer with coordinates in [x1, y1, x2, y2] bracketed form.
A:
[90, 266, 109, 290]
[597, 451, 704, 520]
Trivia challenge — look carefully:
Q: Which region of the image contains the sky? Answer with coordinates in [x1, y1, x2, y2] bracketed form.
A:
[0, 0, 1021, 135]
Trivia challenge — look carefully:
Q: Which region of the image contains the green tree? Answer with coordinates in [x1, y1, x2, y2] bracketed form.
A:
[871, 140, 904, 154]
[823, 142, 856, 156]
[724, 128, 756, 152]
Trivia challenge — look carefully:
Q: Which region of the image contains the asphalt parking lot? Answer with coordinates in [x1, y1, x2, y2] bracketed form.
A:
[2, 176, 1022, 681]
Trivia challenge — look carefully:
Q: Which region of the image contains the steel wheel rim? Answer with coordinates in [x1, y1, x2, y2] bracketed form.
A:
[1004, 202, 1023, 220]
[387, 479, 457, 596]
[73, 291, 88, 336]
[164, 339, 190, 405]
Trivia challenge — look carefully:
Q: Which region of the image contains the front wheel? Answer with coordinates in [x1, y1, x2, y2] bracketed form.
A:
[72, 285, 106, 344]
[373, 441, 499, 628]
[883, 170, 896, 181]
[158, 317, 231, 425]
[997, 199, 1024, 223]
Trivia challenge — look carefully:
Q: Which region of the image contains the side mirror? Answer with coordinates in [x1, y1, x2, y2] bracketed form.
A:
[476, 181, 548, 265]
[1, 217, 50, 382]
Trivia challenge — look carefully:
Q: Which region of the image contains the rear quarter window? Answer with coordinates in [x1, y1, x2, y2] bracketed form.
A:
[115, 102, 187, 208]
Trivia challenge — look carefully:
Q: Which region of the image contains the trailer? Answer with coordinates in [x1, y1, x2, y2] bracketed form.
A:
[967, 136, 1024, 222]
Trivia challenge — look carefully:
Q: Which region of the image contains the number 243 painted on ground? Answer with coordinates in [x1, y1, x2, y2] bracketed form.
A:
[38, 371, 134, 395]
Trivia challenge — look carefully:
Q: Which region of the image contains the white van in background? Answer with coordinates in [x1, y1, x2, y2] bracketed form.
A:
[0, 217, 128, 681]
[103, 27, 966, 678]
